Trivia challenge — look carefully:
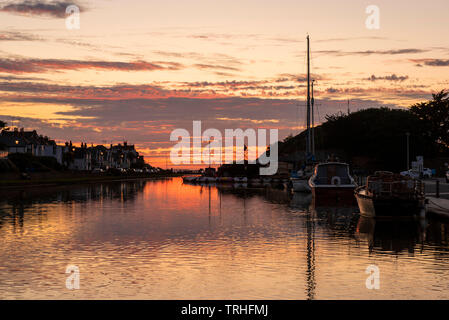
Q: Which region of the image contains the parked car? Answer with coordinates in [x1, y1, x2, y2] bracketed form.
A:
[20, 172, 31, 180]
[400, 168, 433, 179]
[422, 168, 433, 178]
[446, 170, 449, 183]
[92, 168, 104, 174]
[400, 169, 420, 179]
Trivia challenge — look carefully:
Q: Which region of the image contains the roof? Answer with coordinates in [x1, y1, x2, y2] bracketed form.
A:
[0, 134, 27, 147]
[1, 130, 56, 147]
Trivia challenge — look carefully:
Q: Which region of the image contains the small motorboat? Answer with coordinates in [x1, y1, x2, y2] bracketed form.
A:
[262, 177, 272, 184]
[233, 182, 248, 189]
[308, 162, 357, 206]
[249, 178, 262, 187]
[355, 171, 425, 218]
[217, 177, 234, 183]
[291, 177, 311, 192]
[197, 176, 216, 183]
[290, 167, 313, 193]
[183, 176, 198, 183]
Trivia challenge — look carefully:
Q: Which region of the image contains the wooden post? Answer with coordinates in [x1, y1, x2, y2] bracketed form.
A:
[436, 180, 440, 198]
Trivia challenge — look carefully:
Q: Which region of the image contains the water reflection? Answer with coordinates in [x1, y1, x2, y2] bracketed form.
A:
[305, 207, 316, 300]
[0, 180, 147, 231]
[1, 178, 449, 299]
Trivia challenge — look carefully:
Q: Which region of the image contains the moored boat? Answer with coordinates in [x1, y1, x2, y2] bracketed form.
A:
[197, 176, 216, 183]
[291, 177, 311, 192]
[249, 178, 262, 187]
[183, 176, 198, 183]
[308, 162, 357, 206]
[233, 182, 248, 189]
[262, 177, 272, 184]
[355, 171, 425, 218]
[290, 165, 314, 193]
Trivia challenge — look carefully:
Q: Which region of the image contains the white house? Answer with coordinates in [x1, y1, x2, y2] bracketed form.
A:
[0, 128, 63, 164]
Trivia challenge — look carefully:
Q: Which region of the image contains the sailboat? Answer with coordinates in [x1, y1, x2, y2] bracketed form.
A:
[295, 36, 357, 205]
[291, 35, 315, 193]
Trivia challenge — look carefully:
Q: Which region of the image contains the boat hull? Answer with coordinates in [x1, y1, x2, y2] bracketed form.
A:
[291, 178, 311, 193]
[249, 178, 262, 187]
[183, 176, 197, 183]
[311, 186, 356, 206]
[355, 192, 424, 218]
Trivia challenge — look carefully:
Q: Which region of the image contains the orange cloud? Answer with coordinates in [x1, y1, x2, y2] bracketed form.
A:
[0, 58, 184, 74]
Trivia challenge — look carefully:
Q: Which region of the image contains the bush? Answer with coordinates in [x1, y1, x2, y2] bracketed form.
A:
[7, 153, 61, 172]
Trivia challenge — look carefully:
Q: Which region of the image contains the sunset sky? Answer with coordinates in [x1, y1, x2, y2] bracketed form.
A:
[1, 0, 448, 167]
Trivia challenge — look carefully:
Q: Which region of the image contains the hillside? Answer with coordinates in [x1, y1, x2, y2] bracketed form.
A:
[278, 107, 446, 173]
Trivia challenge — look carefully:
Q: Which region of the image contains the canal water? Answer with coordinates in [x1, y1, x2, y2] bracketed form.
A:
[0, 177, 449, 299]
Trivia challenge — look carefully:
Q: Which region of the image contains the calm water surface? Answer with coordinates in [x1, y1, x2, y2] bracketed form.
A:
[1, 177, 449, 299]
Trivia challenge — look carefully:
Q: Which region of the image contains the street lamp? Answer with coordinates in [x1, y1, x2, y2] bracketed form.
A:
[406, 132, 410, 170]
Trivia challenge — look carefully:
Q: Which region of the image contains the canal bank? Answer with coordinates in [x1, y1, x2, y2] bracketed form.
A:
[0, 172, 183, 189]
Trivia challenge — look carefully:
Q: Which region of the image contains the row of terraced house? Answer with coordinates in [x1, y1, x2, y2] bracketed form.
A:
[0, 128, 145, 171]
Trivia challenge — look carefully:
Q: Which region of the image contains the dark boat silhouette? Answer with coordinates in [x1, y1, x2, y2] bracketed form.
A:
[355, 171, 425, 218]
[308, 162, 357, 206]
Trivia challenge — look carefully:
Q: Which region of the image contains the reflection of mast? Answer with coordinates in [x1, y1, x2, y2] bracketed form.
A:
[242, 194, 247, 225]
[305, 206, 316, 300]
[219, 190, 222, 223]
[208, 185, 212, 225]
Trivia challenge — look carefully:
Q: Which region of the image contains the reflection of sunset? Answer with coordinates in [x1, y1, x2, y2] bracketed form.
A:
[1, 178, 449, 299]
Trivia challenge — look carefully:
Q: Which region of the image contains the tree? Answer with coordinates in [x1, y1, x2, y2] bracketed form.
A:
[0, 120, 6, 129]
[283, 134, 294, 143]
[410, 90, 449, 150]
[277, 107, 439, 172]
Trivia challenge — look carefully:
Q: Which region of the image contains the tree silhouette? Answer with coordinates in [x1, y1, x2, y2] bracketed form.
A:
[410, 90, 449, 150]
[278, 106, 442, 172]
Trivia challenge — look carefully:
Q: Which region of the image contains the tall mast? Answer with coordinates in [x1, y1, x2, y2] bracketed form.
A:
[311, 79, 315, 156]
[306, 35, 311, 156]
